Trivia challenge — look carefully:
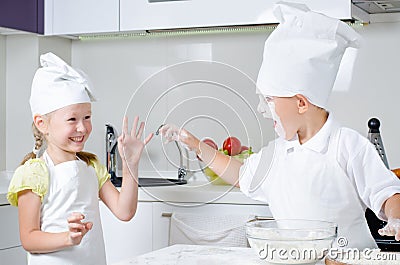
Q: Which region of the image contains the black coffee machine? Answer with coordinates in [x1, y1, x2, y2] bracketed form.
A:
[366, 118, 400, 251]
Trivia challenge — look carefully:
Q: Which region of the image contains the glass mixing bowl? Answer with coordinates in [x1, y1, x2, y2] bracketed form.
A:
[246, 219, 337, 265]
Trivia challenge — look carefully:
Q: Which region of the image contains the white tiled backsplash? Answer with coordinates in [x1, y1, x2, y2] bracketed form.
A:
[3, 22, 400, 172]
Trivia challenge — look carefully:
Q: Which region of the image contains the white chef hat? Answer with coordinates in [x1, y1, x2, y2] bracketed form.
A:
[256, 1, 362, 109]
[30, 52, 96, 117]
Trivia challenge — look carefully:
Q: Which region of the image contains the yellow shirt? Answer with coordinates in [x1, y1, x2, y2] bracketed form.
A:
[7, 158, 110, 206]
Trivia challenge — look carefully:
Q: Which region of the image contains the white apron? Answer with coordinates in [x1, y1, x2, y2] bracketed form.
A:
[264, 127, 377, 249]
[29, 152, 106, 265]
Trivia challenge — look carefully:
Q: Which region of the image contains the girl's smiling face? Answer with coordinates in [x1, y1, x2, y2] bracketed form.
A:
[40, 103, 92, 161]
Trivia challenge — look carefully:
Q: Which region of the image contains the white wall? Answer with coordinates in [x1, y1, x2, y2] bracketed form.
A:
[71, 22, 400, 173]
[3, 21, 400, 172]
[5, 35, 71, 170]
[0, 35, 5, 170]
[71, 31, 274, 174]
[328, 22, 400, 167]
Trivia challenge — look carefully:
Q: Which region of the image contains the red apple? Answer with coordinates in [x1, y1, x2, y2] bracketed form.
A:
[202, 138, 218, 150]
[223, 137, 242, 156]
[240, 145, 249, 152]
[197, 138, 218, 161]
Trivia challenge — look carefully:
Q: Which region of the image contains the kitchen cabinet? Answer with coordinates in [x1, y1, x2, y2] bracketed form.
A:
[0, 204, 27, 265]
[119, 0, 269, 32]
[0, 0, 119, 35]
[45, 0, 119, 36]
[119, 0, 353, 32]
[99, 201, 153, 265]
[99, 181, 271, 264]
[0, 247, 27, 265]
[152, 201, 271, 250]
[0, 0, 41, 34]
[100, 199, 270, 264]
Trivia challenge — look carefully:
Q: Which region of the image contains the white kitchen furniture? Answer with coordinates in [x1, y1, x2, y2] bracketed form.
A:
[100, 201, 153, 264]
[100, 179, 271, 265]
[0, 0, 119, 35]
[120, 0, 352, 32]
[0, 204, 27, 265]
[45, 0, 119, 35]
[152, 201, 270, 250]
[2, 0, 367, 36]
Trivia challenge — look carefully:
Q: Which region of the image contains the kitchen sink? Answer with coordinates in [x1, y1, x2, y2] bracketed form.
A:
[138, 178, 187, 187]
[111, 176, 187, 187]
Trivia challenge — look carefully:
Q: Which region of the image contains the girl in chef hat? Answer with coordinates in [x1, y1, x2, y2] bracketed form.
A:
[160, 2, 400, 250]
[7, 53, 153, 265]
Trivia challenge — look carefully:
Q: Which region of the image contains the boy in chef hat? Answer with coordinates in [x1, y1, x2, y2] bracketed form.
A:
[7, 53, 152, 265]
[160, 1, 400, 250]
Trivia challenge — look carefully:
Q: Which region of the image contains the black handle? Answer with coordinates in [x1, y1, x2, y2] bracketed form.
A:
[368, 118, 380, 133]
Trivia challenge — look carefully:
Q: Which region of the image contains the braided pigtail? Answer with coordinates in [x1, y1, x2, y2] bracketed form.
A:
[77, 151, 98, 166]
[20, 122, 46, 165]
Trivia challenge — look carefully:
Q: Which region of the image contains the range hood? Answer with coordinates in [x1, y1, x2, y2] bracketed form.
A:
[352, 1, 400, 22]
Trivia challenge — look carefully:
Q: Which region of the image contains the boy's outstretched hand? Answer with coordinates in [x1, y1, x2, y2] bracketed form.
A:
[378, 218, 400, 241]
[158, 124, 199, 152]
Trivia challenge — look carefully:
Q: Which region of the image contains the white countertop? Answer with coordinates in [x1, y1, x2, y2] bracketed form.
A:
[0, 172, 266, 206]
[111, 244, 400, 265]
[112, 244, 268, 265]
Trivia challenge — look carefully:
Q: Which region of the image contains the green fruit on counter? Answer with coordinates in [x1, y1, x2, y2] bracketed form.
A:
[232, 147, 253, 162]
[203, 167, 230, 185]
[203, 167, 218, 178]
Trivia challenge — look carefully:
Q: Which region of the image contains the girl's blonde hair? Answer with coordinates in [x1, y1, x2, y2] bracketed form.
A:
[20, 122, 97, 166]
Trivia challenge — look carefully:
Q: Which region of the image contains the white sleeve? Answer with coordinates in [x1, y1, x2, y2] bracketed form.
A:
[340, 129, 400, 220]
[239, 143, 275, 203]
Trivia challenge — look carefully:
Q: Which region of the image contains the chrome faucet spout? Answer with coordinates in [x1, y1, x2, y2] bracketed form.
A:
[174, 141, 188, 181]
[155, 124, 188, 181]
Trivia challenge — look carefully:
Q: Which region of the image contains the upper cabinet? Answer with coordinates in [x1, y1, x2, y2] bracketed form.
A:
[0, 0, 119, 36]
[120, 0, 353, 32]
[0, 0, 42, 34]
[4, 0, 399, 36]
[45, 0, 119, 35]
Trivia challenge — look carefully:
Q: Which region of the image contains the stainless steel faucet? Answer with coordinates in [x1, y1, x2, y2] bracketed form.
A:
[156, 124, 188, 181]
[175, 141, 188, 181]
[106, 124, 122, 186]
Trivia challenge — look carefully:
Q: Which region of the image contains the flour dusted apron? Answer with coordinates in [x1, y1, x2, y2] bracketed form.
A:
[264, 128, 377, 249]
[29, 152, 106, 265]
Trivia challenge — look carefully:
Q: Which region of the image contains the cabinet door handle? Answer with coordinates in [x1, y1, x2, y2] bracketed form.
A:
[161, 212, 172, 217]
[161, 213, 272, 219]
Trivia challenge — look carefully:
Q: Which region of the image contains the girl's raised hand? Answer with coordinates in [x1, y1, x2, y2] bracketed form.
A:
[117, 116, 153, 167]
[66, 212, 93, 246]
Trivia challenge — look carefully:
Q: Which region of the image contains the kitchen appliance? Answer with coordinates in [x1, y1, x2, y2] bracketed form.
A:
[366, 117, 400, 251]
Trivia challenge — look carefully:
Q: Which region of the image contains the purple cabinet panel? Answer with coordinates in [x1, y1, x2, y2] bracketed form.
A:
[0, 0, 44, 34]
